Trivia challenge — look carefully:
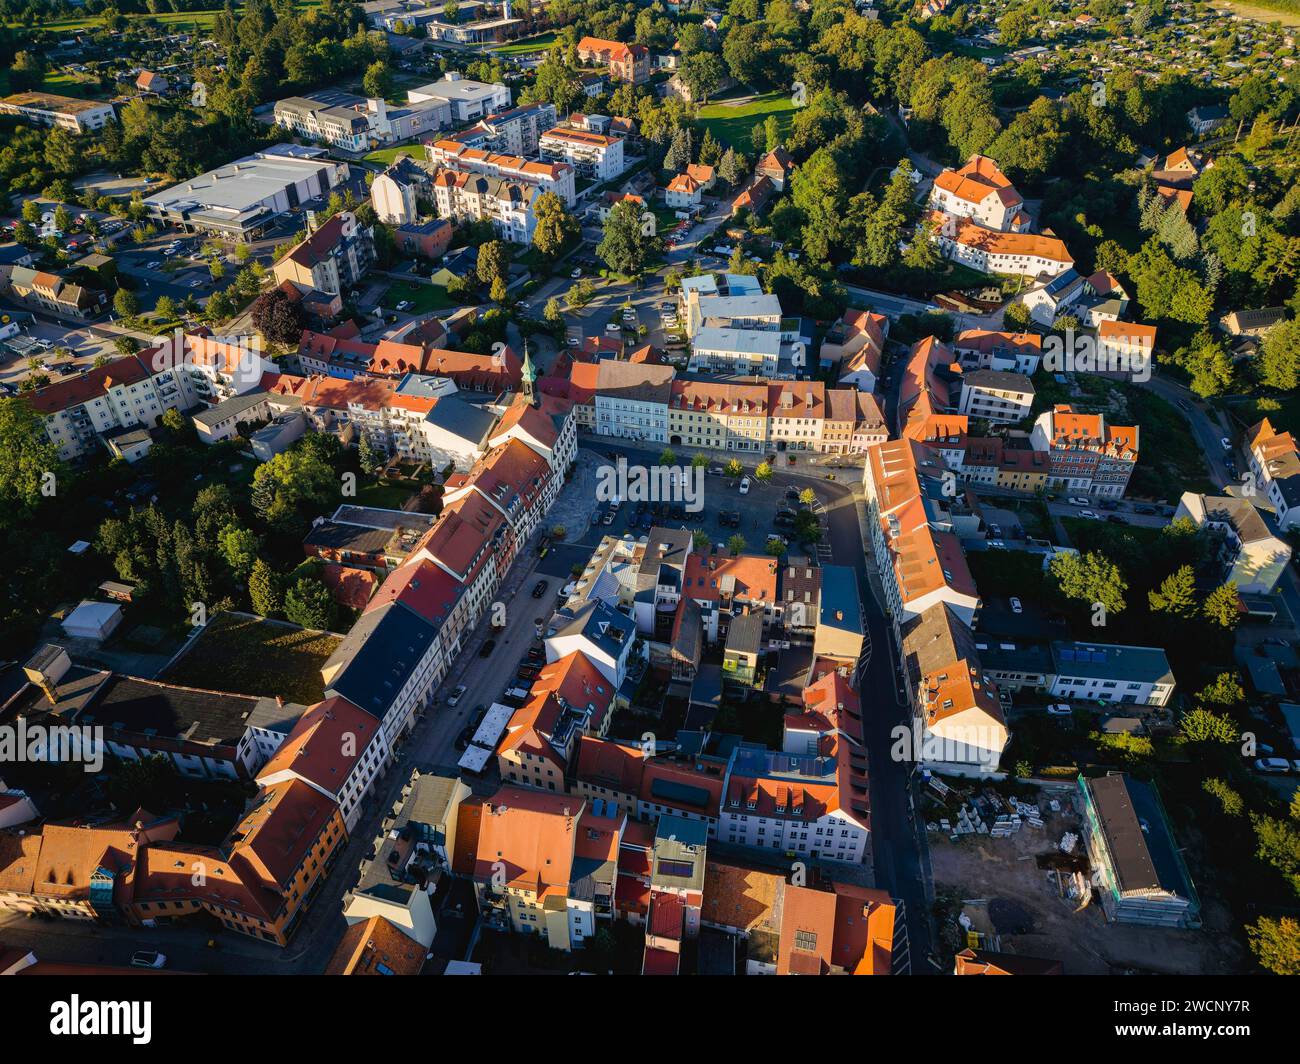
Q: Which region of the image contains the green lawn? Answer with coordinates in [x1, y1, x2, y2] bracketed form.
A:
[490, 32, 558, 55]
[379, 280, 455, 313]
[697, 90, 798, 153]
[354, 479, 417, 510]
[364, 145, 420, 167]
[9, 1, 320, 32]
[41, 71, 98, 98]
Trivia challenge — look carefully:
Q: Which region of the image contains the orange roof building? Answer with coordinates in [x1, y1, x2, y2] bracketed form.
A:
[929, 154, 1027, 233]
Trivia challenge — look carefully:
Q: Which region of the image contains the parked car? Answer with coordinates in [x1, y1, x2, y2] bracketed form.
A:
[1106, 514, 1127, 524]
[1046, 704, 1073, 717]
[1221, 437, 1232, 451]
[531, 579, 548, 598]
[1009, 597, 1023, 614]
[131, 951, 167, 969]
[1067, 496, 1090, 506]
[1078, 510, 1099, 520]
[455, 726, 473, 751]
[1255, 758, 1292, 774]
[479, 638, 496, 657]
[739, 476, 751, 495]
[446, 684, 467, 707]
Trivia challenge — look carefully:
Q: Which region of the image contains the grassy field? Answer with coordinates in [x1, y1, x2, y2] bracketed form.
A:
[1210, 0, 1300, 25]
[364, 145, 421, 167]
[354, 478, 417, 510]
[10, 1, 321, 33]
[161, 611, 341, 705]
[697, 90, 797, 153]
[380, 280, 456, 313]
[490, 32, 557, 55]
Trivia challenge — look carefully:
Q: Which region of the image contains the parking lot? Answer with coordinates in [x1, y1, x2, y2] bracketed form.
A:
[559, 443, 832, 562]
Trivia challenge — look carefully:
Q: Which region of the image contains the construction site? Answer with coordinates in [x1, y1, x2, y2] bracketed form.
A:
[922, 773, 1245, 975]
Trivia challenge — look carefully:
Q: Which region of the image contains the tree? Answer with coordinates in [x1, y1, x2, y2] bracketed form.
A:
[531, 190, 577, 260]
[362, 60, 392, 101]
[680, 51, 724, 103]
[1203, 778, 1244, 817]
[250, 288, 307, 346]
[477, 239, 510, 288]
[284, 575, 335, 630]
[251, 446, 338, 529]
[718, 147, 743, 188]
[1148, 564, 1197, 618]
[106, 754, 175, 816]
[209, 257, 227, 282]
[544, 297, 564, 328]
[725, 459, 744, 478]
[754, 461, 773, 482]
[598, 200, 659, 279]
[1198, 672, 1244, 708]
[1249, 917, 1300, 975]
[1203, 582, 1241, 629]
[1252, 813, 1300, 897]
[692, 453, 709, 470]
[1003, 301, 1032, 331]
[490, 275, 509, 305]
[799, 487, 816, 505]
[1178, 708, 1238, 745]
[1260, 319, 1300, 392]
[658, 448, 676, 466]
[727, 534, 747, 555]
[0, 397, 62, 519]
[1048, 550, 1127, 616]
[218, 525, 259, 583]
[248, 558, 281, 617]
[664, 127, 691, 173]
[359, 432, 385, 474]
[566, 278, 596, 309]
[113, 288, 140, 318]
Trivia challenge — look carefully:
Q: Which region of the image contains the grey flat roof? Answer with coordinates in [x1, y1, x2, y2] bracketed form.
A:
[1051, 641, 1173, 685]
[144, 149, 337, 218]
[692, 326, 782, 356]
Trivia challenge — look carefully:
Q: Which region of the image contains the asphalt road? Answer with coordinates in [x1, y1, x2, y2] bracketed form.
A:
[1144, 370, 1237, 489]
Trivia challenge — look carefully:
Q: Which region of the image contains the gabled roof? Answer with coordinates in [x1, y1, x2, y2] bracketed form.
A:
[325, 914, 425, 975]
[256, 696, 382, 797]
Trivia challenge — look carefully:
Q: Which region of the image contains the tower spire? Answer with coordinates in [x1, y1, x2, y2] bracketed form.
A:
[521, 336, 537, 406]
